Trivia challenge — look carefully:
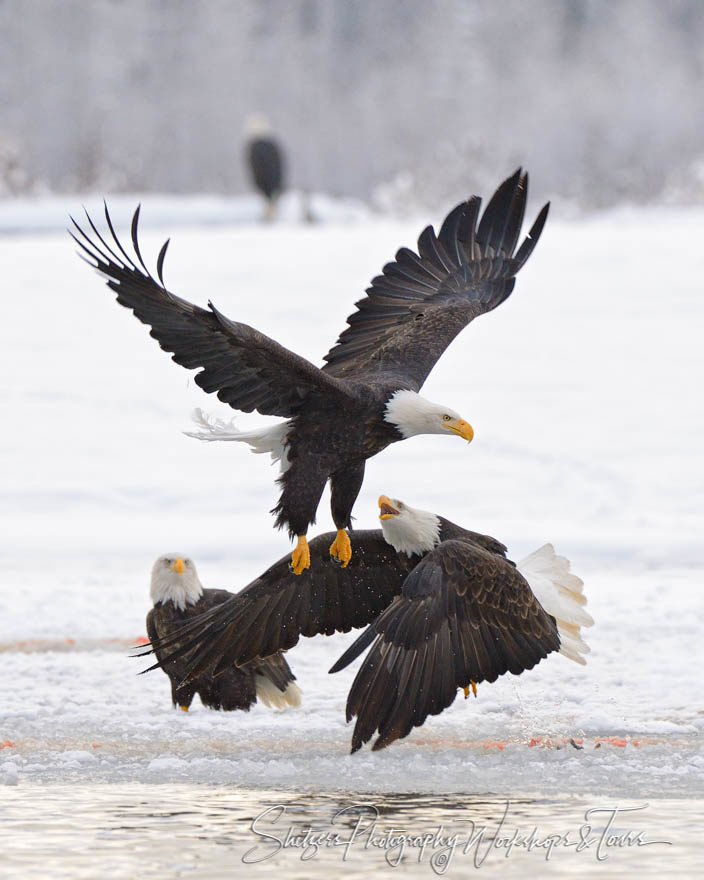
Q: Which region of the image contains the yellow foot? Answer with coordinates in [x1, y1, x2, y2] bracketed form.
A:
[463, 681, 478, 699]
[180, 705, 189, 712]
[329, 529, 352, 568]
[290, 535, 310, 575]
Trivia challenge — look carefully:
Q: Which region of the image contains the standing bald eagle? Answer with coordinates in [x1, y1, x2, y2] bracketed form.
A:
[72, 170, 548, 575]
[244, 117, 285, 221]
[147, 553, 301, 712]
[138, 499, 592, 751]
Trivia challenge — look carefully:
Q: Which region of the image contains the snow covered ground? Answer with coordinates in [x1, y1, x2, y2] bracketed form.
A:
[1, 195, 703, 799]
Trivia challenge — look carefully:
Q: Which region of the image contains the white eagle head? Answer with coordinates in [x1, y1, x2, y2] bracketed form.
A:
[150, 553, 203, 610]
[377, 495, 441, 557]
[384, 390, 474, 442]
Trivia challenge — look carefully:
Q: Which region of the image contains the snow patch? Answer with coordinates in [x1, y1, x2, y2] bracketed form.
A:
[1, 762, 19, 785]
[147, 756, 189, 774]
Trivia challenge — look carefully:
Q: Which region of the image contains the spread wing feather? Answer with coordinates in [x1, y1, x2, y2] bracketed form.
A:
[134, 530, 413, 681]
[336, 539, 560, 752]
[323, 170, 549, 388]
[71, 204, 345, 418]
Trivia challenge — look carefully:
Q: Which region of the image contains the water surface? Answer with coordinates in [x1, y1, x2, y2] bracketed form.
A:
[1, 785, 698, 878]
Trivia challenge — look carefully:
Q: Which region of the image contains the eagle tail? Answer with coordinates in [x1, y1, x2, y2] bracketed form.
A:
[254, 675, 302, 709]
[517, 543, 593, 665]
[184, 408, 290, 471]
[248, 651, 302, 709]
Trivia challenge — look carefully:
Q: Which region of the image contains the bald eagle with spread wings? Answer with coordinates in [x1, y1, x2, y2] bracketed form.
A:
[72, 170, 548, 575]
[148, 553, 301, 712]
[138, 498, 592, 751]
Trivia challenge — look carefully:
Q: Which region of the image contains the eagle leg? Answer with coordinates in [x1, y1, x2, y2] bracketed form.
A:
[329, 529, 352, 568]
[290, 535, 311, 575]
[463, 681, 478, 699]
[180, 705, 189, 712]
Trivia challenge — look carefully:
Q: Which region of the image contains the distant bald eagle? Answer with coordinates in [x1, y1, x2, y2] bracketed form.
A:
[138, 500, 592, 750]
[244, 117, 285, 221]
[72, 170, 548, 575]
[147, 553, 301, 712]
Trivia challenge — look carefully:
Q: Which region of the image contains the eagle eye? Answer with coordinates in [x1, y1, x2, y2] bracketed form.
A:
[442, 414, 451, 421]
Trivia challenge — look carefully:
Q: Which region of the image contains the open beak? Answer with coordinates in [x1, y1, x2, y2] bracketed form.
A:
[171, 557, 184, 575]
[446, 418, 474, 443]
[378, 495, 400, 520]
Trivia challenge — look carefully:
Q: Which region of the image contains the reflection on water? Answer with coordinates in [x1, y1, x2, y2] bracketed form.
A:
[0, 785, 699, 879]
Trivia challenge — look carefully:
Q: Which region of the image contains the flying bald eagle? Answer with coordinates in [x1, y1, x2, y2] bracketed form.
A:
[138, 499, 592, 750]
[71, 170, 548, 575]
[244, 117, 285, 221]
[147, 553, 301, 712]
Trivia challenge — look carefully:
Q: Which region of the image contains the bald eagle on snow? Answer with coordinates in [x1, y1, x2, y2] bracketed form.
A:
[72, 170, 548, 576]
[139, 500, 592, 751]
[147, 553, 301, 712]
[244, 116, 285, 222]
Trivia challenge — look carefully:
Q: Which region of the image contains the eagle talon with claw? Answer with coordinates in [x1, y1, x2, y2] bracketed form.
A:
[329, 529, 352, 568]
[290, 535, 311, 575]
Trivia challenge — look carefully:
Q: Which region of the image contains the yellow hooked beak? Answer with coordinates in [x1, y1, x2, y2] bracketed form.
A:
[171, 557, 184, 575]
[378, 495, 400, 520]
[445, 418, 474, 443]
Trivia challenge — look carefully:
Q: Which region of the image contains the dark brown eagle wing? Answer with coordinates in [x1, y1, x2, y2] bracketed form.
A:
[71, 205, 346, 418]
[135, 529, 412, 681]
[337, 539, 560, 752]
[322, 170, 549, 389]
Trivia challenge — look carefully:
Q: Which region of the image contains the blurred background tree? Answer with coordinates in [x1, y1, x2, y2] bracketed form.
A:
[1, 0, 703, 209]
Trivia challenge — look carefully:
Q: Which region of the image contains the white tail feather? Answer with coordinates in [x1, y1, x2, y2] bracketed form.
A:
[185, 408, 291, 472]
[254, 675, 302, 710]
[518, 543, 594, 665]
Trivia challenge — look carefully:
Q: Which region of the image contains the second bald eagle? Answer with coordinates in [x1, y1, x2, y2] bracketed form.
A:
[138, 497, 592, 752]
[72, 170, 548, 574]
[148, 553, 301, 712]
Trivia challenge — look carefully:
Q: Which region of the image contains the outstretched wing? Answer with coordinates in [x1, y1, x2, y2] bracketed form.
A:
[322, 170, 549, 389]
[334, 539, 560, 752]
[134, 530, 413, 680]
[71, 205, 345, 418]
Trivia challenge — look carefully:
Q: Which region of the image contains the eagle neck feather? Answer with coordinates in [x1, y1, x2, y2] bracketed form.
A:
[381, 505, 441, 557]
[150, 571, 203, 611]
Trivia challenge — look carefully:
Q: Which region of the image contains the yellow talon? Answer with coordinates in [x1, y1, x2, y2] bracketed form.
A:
[180, 705, 189, 712]
[463, 681, 478, 699]
[329, 529, 352, 568]
[291, 535, 311, 575]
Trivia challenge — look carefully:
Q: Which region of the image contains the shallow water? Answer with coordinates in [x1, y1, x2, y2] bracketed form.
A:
[0, 785, 699, 879]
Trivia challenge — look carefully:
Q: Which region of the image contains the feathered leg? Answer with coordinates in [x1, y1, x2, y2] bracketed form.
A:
[171, 680, 195, 712]
[329, 462, 366, 568]
[263, 195, 278, 223]
[197, 671, 257, 712]
[272, 460, 328, 575]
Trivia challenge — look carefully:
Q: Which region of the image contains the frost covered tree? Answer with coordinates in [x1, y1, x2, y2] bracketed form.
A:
[0, 0, 703, 207]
